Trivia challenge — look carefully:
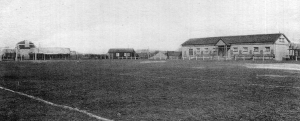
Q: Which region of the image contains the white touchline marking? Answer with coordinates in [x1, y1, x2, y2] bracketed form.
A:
[0, 86, 113, 121]
[248, 84, 300, 89]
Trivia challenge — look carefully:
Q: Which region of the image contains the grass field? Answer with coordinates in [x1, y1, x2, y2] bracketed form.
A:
[1, 60, 300, 120]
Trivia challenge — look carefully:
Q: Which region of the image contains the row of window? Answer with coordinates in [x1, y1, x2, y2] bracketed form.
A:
[116, 53, 131, 57]
[196, 48, 216, 53]
[233, 47, 270, 52]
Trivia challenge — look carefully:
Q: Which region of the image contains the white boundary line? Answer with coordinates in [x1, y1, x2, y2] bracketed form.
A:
[0, 85, 113, 121]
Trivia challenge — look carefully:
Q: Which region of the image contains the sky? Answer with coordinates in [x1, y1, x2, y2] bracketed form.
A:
[0, 0, 300, 53]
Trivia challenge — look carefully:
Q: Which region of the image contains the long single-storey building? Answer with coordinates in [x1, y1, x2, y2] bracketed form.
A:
[181, 33, 290, 61]
[30, 47, 71, 60]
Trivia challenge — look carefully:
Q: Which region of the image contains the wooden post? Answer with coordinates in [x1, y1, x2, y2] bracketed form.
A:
[196, 56, 197, 60]
[243, 55, 245, 61]
[35, 51, 37, 60]
[263, 54, 264, 61]
[225, 45, 227, 58]
[296, 56, 297, 61]
[15, 47, 18, 61]
[235, 55, 236, 60]
[202, 55, 204, 60]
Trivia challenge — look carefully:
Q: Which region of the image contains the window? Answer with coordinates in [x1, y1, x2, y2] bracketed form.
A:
[233, 47, 238, 52]
[189, 49, 193, 55]
[124, 53, 130, 57]
[279, 38, 285, 42]
[254, 47, 259, 52]
[213, 48, 217, 52]
[196, 48, 200, 53]
[116, 53, 119, 57]
[243, 47, 248, 52]
[265, 47, 270, 52]
[204, 48, 209, 53]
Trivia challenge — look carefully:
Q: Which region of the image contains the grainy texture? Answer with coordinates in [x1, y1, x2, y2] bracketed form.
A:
[1, 60, 300, 120]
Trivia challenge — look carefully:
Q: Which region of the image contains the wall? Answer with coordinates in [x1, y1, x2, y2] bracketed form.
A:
[181, 45, 217, 57]
[19, 49, 31, 60]
[273, 35, 290, 61]
[230, 44, 274, 55]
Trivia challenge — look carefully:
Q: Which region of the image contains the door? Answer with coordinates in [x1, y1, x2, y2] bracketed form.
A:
[218, 47, 224, 56]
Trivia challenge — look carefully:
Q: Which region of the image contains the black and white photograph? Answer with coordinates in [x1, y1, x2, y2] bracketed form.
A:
[1, 0, 300, 120]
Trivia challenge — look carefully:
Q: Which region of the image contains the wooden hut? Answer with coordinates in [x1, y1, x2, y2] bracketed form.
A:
[108, 48, 135, 59]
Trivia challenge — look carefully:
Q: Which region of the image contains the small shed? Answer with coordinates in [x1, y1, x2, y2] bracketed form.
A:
[108, 48, 135, 59]
[149, 51, 167, 60]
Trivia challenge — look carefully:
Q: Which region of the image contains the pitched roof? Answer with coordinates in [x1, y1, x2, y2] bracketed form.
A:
[17, 40, 35, 45]
[108, 48, 135, 53]
[182, 33, 290, 46]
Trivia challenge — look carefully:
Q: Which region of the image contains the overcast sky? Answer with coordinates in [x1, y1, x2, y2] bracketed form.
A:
[0, 0, 299, 53]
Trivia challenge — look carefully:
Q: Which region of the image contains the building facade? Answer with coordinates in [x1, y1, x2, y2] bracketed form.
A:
[108, 48, 136, 59]
[181, 33, 290, 61]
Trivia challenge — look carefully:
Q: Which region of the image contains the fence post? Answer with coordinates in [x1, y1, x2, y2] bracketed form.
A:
[243, 55, 245, 61]
[296, 56, 297, 61]
[202, 55, 204, 60]
[253, 55, 254, 61]
[263, 54, 264, 61]
[235, 55, 236, 60]
[196, 56, 197, 60]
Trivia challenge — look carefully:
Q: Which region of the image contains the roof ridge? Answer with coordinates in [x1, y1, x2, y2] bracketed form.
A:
[189, 33, 282, 40]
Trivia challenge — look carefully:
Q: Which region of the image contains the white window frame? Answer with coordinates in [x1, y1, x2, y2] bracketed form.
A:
[196, 48, 201, 53]
[204, 48, 209, 54]
[116, 53, 119, 57]
[279, 38, 285, 43]
[253, 47, 259, 52]
[243, 47, 248, 52]
[213, 48, 217, 53]
[233, 47, 238, 52]
[265, 47, 270, 52]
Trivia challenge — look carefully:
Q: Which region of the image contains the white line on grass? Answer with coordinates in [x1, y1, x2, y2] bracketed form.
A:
[0, 85, 113, 121]
[248, 84, 300, 89]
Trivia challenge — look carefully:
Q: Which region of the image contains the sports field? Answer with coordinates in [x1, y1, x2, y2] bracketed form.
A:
[1, 60, 300, 120]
